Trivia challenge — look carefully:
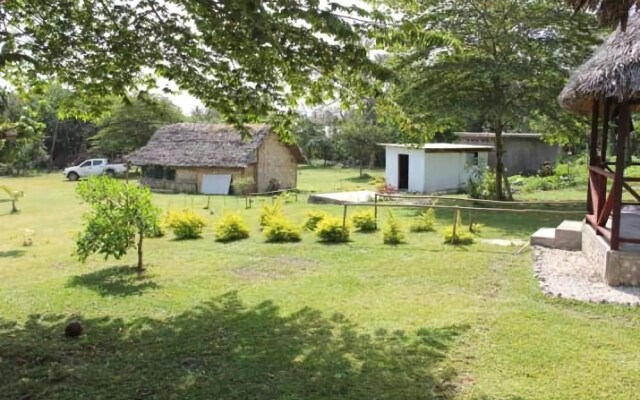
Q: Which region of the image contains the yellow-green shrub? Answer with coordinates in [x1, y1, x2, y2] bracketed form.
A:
[382, 212, 405, 245]
[263, 216, 302, 243]
[442, 227, 474, 245]
[303, 210, 329, 231]
[164, 210, 206, 239]
[351, 210, 377, 232]
[410, 208, 436, 232]
[316, 217, 350, 243]
[214, 213, 250, 242]
[259, 199, 283, 228]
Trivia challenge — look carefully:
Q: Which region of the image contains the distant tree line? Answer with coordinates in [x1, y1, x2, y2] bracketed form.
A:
[0, 85, 220, 175]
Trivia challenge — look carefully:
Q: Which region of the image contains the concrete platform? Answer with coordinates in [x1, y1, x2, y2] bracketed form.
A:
[555, 220, 583, 250]
[307, 190, 375, 205]
[531, 228, 556, 248]
[582, 222, 640, 286]
[530, 220, 582, 250]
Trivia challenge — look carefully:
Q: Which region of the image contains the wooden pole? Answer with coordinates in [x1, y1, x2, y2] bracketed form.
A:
[587, 99, 600, 216]
[342, 204, 348, 230]
[468, 210, 473, 232]
[601, 98, 611, 162]
[611, 99, 629, 250]
[452, 208, 458, 244]
[374, 194, 378, 228]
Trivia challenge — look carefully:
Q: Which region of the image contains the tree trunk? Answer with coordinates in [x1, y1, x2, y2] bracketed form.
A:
[11, 199, 17, 213]
[137, 230, 144, 273]
[48, 120, 59, 170]
[359, 159, 363, 178]
[494, 129, 504, 200]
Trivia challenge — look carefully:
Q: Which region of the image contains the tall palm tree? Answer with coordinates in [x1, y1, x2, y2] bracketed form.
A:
[565, 0, 637, 29]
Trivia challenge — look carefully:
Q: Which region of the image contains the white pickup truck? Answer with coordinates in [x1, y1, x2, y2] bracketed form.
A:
[64, 158, 127, 181]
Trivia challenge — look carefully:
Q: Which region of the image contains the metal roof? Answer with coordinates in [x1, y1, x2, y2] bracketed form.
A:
[379, 143, 494, 153]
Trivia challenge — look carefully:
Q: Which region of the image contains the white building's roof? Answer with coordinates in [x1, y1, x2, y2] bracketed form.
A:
[455, 132, 542, 139]
[379, 143, 494, 153]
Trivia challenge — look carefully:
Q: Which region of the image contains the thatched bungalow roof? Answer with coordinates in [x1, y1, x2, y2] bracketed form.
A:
[558, 12, 640, 117]
[126, 123, 305, 168]
[565, 0, 637, 30]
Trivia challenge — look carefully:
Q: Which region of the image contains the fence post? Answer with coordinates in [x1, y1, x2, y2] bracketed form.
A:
[343, 204, 348, 230]
[452, 207, 458, 245]
[468, 210, 472, 232]
[374, 194, 378, 228]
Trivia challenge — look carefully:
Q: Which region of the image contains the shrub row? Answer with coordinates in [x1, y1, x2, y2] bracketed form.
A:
[156, 206, 475, 246]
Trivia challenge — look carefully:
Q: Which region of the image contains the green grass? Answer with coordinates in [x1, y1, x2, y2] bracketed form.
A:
[0, 169, 639, 399]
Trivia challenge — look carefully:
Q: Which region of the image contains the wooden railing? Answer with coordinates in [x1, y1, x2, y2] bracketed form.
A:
[586, 164, 640, 249]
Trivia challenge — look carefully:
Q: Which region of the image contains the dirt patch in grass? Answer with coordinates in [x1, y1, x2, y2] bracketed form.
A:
[233, 256, 320, 281]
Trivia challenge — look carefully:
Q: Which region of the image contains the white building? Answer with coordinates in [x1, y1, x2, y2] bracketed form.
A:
[380, 143, 493, 194]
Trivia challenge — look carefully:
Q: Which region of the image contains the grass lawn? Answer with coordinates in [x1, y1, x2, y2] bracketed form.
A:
[1, 168, 639, 400]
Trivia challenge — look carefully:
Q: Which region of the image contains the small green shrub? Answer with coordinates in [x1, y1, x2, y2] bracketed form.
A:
[382, 212, 405, 245]
[230, 176, 255, 195]
[467, 166, 497, 199]
[316, 217, 350, 243]
[215, 213, 250, 242]
[442, 227, 474, 245]
[303, 210, 329, 231]
[146, 222, 165, 238]
[263, 216, 302, 243]
[351, 210, 377, 232]
[410, 208, 436, 232]
[259, 199, 283, 228]
[164, 210, 207, 239]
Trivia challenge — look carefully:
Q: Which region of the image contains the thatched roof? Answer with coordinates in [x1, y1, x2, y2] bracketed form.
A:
[126, 123, 305, 168]
[565, 0, 637, 29]
[558, 12, 640, 116]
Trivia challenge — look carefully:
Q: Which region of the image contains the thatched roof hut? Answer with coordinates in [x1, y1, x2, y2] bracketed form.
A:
[558, 12, 640, 117]
[565, 0, 637, 29]
[557, 11, 640, 256]
[126, 123, 304, 168]
[126, 123, 305, 194]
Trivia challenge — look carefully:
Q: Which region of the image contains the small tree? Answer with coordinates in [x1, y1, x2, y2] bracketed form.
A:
[0, 184, 24, 213]
[75, 177, 160, 273]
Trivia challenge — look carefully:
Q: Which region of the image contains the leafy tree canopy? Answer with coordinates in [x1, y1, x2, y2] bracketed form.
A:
[1, 0, 392, 128]
[379, 0, 600, 198]
[91, 95, 184, 157]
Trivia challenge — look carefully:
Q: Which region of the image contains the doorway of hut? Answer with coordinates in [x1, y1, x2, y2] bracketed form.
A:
[398, 154, 409, 190]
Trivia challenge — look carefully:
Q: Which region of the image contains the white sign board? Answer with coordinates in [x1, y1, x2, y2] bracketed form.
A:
[201, 174, 232, 195]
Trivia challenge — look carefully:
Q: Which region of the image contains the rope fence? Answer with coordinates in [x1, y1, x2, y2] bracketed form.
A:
[337, 193, 587, 230]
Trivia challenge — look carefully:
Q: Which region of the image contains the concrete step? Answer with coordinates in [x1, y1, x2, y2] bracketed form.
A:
[554, 220, 582, 251]
[530, 228, 556, 248]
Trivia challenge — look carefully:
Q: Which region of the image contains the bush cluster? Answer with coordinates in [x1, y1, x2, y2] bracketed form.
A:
[164, 210, 207, 239]
[316, 217, 350, 243]
[382, 212, 405, 245]
[303, 210, 328, 231]
[259, 199, 283, 228]
[215, 213, 250, 242]
[442, 227, 474, 245]
[410, 208, 436, 232]
[351, 210, 377, 232]
[263, 215, 302, 243]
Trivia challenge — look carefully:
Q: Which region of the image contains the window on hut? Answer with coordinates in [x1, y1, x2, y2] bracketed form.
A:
[165, 168, 176, 181]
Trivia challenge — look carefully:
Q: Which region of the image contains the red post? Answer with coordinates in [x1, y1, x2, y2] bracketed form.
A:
[587, 99, 600, 216]
[610, 100, 629, 250]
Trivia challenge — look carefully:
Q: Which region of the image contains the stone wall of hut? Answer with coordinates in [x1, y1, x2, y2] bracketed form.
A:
[256, 133, 298, 192]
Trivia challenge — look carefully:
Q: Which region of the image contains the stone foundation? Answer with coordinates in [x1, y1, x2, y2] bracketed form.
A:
[582, 223, 640, 286]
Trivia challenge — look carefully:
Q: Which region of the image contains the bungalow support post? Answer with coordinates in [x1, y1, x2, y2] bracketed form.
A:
[610, 99, 630, 250]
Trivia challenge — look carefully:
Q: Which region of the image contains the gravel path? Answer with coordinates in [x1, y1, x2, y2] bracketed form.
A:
[533, 247, 640, 306]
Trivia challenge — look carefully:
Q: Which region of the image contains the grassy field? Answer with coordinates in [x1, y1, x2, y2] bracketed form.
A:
[1, 167, 639, 400]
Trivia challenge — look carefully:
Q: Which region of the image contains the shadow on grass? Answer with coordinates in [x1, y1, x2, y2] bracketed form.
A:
[0, 250, 25, 258]
[0, 292, 466, 400]
[66, 266, 159, 297]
